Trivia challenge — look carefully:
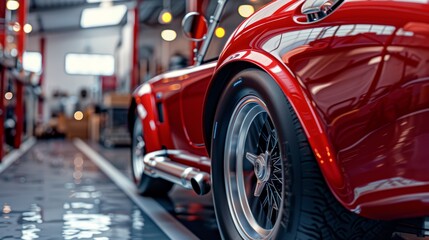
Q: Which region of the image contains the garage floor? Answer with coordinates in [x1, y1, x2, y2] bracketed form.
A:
[0, 140, 219, 239]
[0, 139, 425, 239]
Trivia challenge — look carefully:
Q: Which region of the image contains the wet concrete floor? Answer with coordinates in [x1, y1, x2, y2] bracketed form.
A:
[0, 140, 169, 239]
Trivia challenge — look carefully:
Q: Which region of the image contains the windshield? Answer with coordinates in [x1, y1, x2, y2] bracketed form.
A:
[203, 0, 272, 61]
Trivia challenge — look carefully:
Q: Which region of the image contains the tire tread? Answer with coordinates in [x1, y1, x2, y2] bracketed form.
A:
[287, 102, 393, 240]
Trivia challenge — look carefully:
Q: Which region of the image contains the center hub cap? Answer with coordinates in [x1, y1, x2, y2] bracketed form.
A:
[254, 153, 270, 182]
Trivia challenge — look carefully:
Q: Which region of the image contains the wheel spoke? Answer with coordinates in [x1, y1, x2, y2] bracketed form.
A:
[272, 182, 282, 208]
[269, 132, 278, 155]
[272, 172, 282, 182]
[260, 128, 269, 143]
[254, 180, 266, 197]
[263, 118, 273, 151]
[256, 201, 266, 227]
[266, 207, 274, 228]
[268, 183, 279, 211]
[261, 187, 270, 207]
[265, 131, 271, 153]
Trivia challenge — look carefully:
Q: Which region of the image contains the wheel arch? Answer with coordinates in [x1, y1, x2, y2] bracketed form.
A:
[203, 50, 350, 206]
[203, 61, 259, 154]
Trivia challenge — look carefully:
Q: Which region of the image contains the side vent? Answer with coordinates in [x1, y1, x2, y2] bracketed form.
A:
[157, 102, 164, 123]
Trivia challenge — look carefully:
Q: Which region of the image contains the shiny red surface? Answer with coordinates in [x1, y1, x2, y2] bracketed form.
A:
[133, 63, 215, 173]
[215, 0, 429, 219]
[134, 0, 429, 220]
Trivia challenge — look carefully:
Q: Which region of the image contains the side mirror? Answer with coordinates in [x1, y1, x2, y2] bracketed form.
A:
[182, 12, 208, 42]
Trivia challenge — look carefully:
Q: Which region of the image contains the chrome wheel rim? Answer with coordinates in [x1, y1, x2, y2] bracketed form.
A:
[224, 96, 284, 239]
[132, 118, 145, 184]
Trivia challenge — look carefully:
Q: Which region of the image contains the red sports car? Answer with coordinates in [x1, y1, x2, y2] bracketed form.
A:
[128, 0, 429, 239]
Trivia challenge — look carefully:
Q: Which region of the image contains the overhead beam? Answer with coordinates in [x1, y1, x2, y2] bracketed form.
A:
[29, 0, 135, 13]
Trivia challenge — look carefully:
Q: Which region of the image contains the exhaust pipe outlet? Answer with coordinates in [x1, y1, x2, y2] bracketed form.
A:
[143, 150, 211, 195]
[191, 173, 211, 195]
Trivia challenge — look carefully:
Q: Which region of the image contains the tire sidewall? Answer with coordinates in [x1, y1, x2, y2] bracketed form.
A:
[211, 69, 303, 239]
[131, 117, 173, 196]
[131, 117, 143, 186]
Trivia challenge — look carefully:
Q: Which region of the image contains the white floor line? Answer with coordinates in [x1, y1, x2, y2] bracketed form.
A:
[73, 139, 200, 240]
[0, 138, 37, 175]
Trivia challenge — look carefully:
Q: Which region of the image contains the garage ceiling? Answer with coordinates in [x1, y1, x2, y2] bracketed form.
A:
[28, 0, 186, 33]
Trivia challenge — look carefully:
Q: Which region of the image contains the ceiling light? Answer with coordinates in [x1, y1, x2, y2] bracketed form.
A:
[7, 0, 19, 11]
[81, 5, 127, 28]
[23, 24, 32, 33]
[215, 27, 226, 38]
[86, 0, 118, 3]
[74, 111, 84, 121]
[238, 5, 255, 18]
[159, 10, 173, 24]
[86, 0, 115, 8]
[161, 29, 177, 42]
[23, 52, 42, 73]
[100, 1, 113, 8]
[65, 53, 115, 75]
[5, 92, 13, 100]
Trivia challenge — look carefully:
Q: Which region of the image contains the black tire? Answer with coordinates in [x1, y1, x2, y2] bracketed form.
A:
[131, 117, 173, 196]
[211, 69, 394, 239]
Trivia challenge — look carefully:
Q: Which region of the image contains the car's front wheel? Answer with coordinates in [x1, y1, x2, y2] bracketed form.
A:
[211, 69, 394, 239]
[131, 117, 173, 196]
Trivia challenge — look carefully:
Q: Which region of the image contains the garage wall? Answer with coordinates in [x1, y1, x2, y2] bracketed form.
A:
[27, 11, 192, 120]
[26, 12, 195, 122]
[27, 26, 122, 121]
[138, 17, 190, 78]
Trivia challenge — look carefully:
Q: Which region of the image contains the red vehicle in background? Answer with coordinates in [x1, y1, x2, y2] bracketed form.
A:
[128, 0, 429, 239]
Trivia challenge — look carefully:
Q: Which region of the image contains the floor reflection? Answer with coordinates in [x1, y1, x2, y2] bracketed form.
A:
[0, 140, 168, 240]
[21, 204, 42, 240]
[88, 141, 221, 240]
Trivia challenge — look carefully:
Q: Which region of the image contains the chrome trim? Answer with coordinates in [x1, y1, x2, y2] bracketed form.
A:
[143, 150, 211, 195]
[301, 0, 342, 22]
[302, 0, 332, 14]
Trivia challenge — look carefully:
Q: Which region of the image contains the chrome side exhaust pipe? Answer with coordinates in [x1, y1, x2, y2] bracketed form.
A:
[190, 172, 211, 196]
[143, 150, 211, 195]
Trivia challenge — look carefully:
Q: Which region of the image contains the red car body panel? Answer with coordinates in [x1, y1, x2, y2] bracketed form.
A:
[133, 63, 215, 173]
[133, 0, 429, 220]
[214, 0, 429, 219]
